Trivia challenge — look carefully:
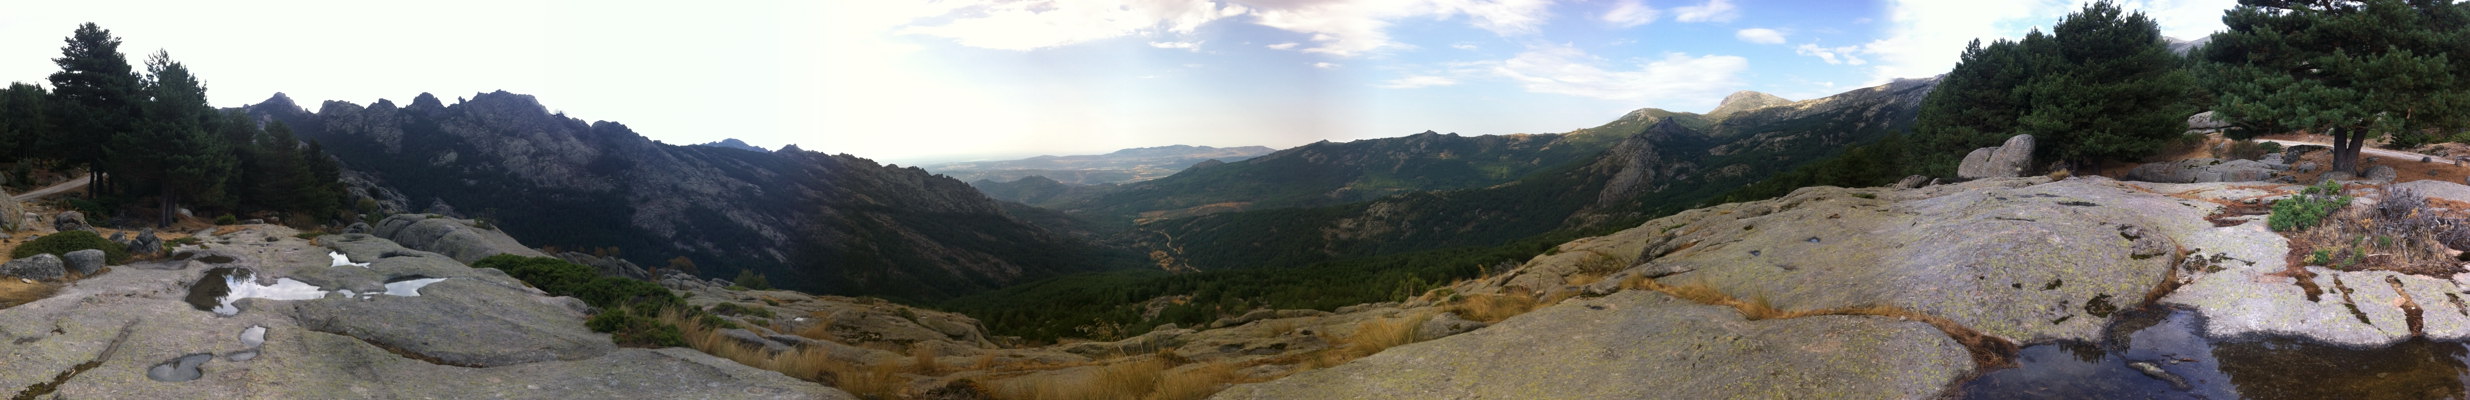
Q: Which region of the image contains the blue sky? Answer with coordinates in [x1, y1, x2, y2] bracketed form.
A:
[0, 1, 2235, 164]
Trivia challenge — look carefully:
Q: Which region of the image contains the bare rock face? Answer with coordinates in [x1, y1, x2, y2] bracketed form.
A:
[0, 188, 21, 232]
[371, 214, 548, 264]
[1957, 134, 2036, 179]
[2187, 111, 2232, 131]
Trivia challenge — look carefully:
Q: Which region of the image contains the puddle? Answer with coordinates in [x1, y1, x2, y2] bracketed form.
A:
[381, 276, 446, 297]
[329, 251, 369, 268]
[224, 350, 258, 362]
[1959, 308, 2470, 399]
[145, 353, 213, 382]
[184, 268, 330, 316]
[239, 325, 265, 348]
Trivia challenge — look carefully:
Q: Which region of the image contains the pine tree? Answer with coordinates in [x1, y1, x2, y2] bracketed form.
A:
[2201, 0, 2470, 173]
[46, 23, 142, 196]
[0, 83, 49, 164]
[2015, 1, 2199, 167]
[1908, 33, 2050, 176]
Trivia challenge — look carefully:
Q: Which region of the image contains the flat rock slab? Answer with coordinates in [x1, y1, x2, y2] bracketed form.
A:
[283, 278, 612, 367]
[1209, 291, 1972, 400]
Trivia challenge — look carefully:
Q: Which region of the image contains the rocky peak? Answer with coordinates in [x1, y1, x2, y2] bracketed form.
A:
[695, 138, 766, 152]
[1707, 90, 1793, 120]
[409, 92, 446, 112]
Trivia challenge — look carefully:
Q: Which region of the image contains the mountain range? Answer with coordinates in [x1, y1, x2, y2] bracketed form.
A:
[239, 91, 1127, 301]
[929, 145, 1277, 187]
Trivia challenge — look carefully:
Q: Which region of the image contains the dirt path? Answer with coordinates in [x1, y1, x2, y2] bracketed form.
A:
[2256, 139, 2452, 163]
[11, 174, 91, 202]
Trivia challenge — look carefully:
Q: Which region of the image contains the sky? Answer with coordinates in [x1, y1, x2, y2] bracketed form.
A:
[0, 0, 2235, 165]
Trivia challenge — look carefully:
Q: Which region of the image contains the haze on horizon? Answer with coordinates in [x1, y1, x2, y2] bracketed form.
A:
[0, 0, 2230, 165]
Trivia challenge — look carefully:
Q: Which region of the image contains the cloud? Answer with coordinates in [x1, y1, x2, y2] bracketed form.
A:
[1451, 43, 1479, 50]
[1267, 42, 1300, 50]
[1672, 0, 1739, 23]
[1600, 0, 1660, 28]
[1490, 44, 1749, 107]
[2117, 0, 2238, 40]
[1735, 28, 1785, 44]
[899, 0, 1247, 51]
[1150, 40, 1202, 50]
[1314, 62, 1340, 69]
[1245, 0, 1553, 57]
[1380, 75, 1459, 88]
[1795, 43, 1865, 65]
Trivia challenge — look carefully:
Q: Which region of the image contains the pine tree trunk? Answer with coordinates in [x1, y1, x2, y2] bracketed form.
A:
[2330, 128, 2358, 174]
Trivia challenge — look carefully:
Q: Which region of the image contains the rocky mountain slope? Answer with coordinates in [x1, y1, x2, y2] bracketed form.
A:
[694, 138, 767, 152]
[240, 92, 1124, 300]
[1130, 78, 1939, 270]
[928, 145, 1277, 188]
[0, 224, 846, 399]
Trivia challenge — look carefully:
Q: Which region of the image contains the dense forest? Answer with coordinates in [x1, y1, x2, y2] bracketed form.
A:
[0, 23, 351, 227]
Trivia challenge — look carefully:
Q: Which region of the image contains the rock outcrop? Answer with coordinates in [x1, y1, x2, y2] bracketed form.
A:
[370, 214, 548, 264]
[1957, 134, 2036, 179]
[2187, 111, 2231, 132]
[0, 188, 20, 232]
[61, 249, 103, 277]
[1212, 291, 1971, 400]
[1706, 90, 1795, 120]
[0, 223, 850, 399]
[54, 211, 92, 232]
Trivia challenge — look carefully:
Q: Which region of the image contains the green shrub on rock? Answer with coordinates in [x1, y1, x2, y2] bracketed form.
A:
[11, 230, 130, 264]
[2269, 180, 2351, 232]
[475, 255, 689, 346]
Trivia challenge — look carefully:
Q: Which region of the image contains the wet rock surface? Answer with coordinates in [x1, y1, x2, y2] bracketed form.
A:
[0, 224, 848, 399]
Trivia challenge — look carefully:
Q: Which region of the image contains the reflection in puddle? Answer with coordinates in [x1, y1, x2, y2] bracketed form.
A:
[382, 277, 445, 297]
[1961, 308, 2470, 399]
[329, 251, 368, 268]
[145, 353, 213, 382]
[183, 268, 329, 316]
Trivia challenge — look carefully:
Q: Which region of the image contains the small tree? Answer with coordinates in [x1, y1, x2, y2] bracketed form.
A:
[733, 269, 772, 290]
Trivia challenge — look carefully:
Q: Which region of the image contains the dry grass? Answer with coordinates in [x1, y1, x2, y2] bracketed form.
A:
[0, 278, 57, 310]
[984, 356, 1253, 400]
[910, 346, 942, 375]
[657, 309, 908, 399]
[2279, 186, 2469, 276]
[1446, 291, 1539, 323]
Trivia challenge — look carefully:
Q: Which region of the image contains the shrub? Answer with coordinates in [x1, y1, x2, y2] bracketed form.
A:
[2269, 180, 2351, 232]
[214, 214, 238, 225]
[710, 302, 776, 319]
[588, 309, 685, 347]
[11, 230, 130, 264]
[2224, 140, 2277, 161]
[733, 269, 773, 290]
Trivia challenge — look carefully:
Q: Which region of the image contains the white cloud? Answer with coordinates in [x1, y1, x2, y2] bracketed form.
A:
[1150, 40, 1202, 50]
[1380, 75, 1459, 88]
[1314, 62, 1341, 69]
[1852, 0, 2233, 84]
[1795, 43, 1865, 65]
[1601, 0, 1660, 28]
[1244, 0, 1553, 57]
[1452, 43, 1480, 50]
[899, 0, 1248, 51]
[1490, 44, 1749, 107]
[1672, 0, 1739, 23]
[1735, 28, 1785, 44]
[1267, 42, 1300, 50]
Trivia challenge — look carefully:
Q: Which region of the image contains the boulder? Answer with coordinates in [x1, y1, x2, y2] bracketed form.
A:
[1210, 291, 1972, 400]
[370, 214, 548, 264]
[342, 222, 373, 235]
[0, 189, 20, 232]
[54, 211, 92, 232]
[1957, 135, 2037, 179]
[128, 228, 162, 257]
[1894, 175, 1931, 189]
[2295, 161, 2320, 173]
[2365, 165, 2398, 182]
[1412, 312, 1487, 342]
[2187, 111, 2232, 130]
[62, 249, 104, 276]
[0, 254, 64, 282]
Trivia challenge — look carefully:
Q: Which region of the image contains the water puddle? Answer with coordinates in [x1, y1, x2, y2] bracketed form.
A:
[144, 353, 213, 382]
[381, 276, 446, 297]
[1959, 307, 2470, 399]
[183, 268, 330, 316]
[329, 251, 369, 268]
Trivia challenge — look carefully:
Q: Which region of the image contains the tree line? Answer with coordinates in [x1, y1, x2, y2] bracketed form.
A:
[0, 23, 350, 227]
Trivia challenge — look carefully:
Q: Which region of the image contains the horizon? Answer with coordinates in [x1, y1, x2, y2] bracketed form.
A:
[1, 0, 2233, 165]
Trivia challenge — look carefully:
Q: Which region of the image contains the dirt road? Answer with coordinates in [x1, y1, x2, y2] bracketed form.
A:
[10, 174, 91, 202]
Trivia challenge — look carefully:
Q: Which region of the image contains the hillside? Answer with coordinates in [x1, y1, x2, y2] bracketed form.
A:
[1131, 78, 1938, 271]
[240, 91, 1128, 300]
[925, 145, 1276, 187]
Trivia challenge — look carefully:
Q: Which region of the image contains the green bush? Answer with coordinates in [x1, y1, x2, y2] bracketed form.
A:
[2269, 180, 2352, 232]
[476, 255, 690, 347]
[215, 214, 238, 225]
[732, 269, 772, 290]
[709, 302, 776, 319]
[11, 230, 131, 264]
